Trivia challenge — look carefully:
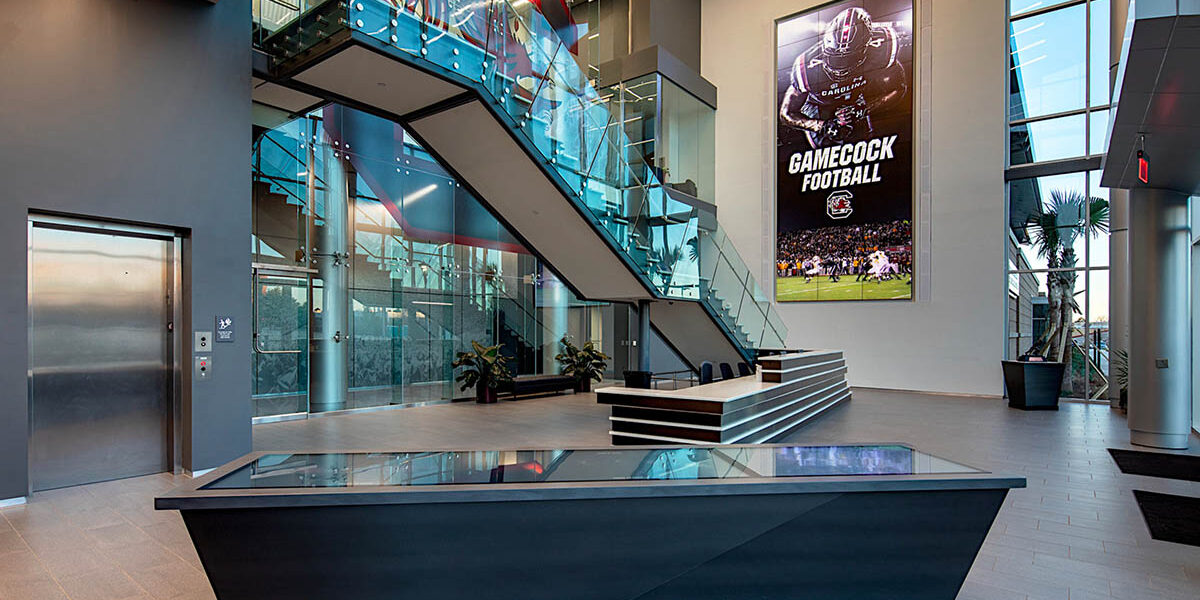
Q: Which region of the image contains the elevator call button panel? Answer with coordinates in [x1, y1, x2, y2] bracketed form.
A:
[194, 331, 212, 353]
[195, 355, 212, 380]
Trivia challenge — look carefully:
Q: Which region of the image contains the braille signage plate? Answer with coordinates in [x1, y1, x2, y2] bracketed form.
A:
[215, 316, 235, 343]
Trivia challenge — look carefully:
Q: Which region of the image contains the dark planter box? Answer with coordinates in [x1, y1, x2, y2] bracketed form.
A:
[1002, 360, 1065, 410]
[623, 370, 652, 389]
[575, 378, 592, 394]
[475, 384, 498, 404]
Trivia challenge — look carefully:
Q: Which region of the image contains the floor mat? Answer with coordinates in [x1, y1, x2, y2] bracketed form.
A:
[1133, 490, 1200, 547]
[1108, 448, 1200, 482]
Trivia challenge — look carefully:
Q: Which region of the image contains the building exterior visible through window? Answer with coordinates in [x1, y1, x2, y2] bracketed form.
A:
[1006, 0, 1111, 400]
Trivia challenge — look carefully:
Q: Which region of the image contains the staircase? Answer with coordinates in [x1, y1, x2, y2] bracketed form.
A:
[254, 0, 788, 367]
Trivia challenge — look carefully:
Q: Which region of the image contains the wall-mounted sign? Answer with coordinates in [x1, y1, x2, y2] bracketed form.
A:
[215, 316, 235, 343]
[775, 0, 914, 302]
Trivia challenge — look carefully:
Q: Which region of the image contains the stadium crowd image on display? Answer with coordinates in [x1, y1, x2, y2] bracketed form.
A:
[775, 0, 914, 302]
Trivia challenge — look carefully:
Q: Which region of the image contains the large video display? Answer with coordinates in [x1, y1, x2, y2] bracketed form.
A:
[775, 0, 914, 302]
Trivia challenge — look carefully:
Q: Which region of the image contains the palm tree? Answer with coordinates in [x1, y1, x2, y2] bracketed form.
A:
[1024, 190, 1109, 378]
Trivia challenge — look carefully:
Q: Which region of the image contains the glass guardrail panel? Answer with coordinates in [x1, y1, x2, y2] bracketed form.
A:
[739, 289, 767, 347]
[765, 306, 787, 347]
[663, 214, 701, 300]
[708, 253, 746, 324]
[721, 240, 751, 281]
[264, 0, 344, 60]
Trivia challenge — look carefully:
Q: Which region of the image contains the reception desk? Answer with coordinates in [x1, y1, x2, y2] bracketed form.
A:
[156, 444, 1022, 600]
[597, 350, 850, 444]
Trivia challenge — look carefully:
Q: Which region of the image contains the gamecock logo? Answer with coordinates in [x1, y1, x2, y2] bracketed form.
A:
[827, 190, 854, 219]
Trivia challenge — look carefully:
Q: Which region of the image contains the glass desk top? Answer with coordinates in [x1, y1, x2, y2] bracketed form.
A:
[203, 445, 981, 490]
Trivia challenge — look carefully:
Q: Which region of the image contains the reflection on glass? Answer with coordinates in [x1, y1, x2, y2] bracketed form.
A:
[1010, 0, 1049, 17]
[252, 105, 626, 416]
[1089, 109, 1109, 156]
[659, 78, 715, 202]
[1009, 4, 1087, 121]
[257, 0, 787, 353]
[252, 274, 309, 417]
[1010, 113, 1087, 166]
[1087, 169, 1110, 267]
[1089, 0, 1111, 107]
[203, 445, 981, 490]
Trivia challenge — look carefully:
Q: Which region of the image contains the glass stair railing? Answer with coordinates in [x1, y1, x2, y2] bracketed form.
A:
[259, 0, 788, 356]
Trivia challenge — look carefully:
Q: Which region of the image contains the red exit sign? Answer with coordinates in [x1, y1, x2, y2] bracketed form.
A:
[1137, 150, 1149, 184]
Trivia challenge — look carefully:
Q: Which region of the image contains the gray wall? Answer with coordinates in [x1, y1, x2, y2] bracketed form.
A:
[701, 0, 1007, 395]
[632, 0, 703, 72]
[0, 0, 252, 498]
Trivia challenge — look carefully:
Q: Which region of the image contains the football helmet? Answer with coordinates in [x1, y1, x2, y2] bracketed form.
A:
[821, 8, 873, 80]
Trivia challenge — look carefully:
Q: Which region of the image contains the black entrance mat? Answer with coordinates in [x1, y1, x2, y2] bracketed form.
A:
[1107, 448, 1200, 483]
[1133, 490, 1200, 547]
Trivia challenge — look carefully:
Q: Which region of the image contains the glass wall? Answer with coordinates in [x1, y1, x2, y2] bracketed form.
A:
[1006, 0, 1111, 401]
[602, 74, 715, 203]
[1008, 0, 1110, 167]
[251, 104, 620, 418]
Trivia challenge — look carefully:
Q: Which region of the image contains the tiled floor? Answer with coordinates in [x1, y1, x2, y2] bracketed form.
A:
[4, 388, 1200, 599]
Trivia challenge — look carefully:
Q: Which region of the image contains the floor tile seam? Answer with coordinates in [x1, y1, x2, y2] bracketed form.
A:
[1031, 551, 1171, 585]
[2, 518, 75, 600]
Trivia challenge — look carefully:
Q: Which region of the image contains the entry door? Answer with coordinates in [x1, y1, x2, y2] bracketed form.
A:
[252, 269, 310, 418]
[29, 220, 175, 491]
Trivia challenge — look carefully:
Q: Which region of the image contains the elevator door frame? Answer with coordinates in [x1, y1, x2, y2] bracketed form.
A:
[27, 214, 184, 492]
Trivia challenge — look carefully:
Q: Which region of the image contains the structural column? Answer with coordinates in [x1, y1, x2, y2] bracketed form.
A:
[542, 276, 568, 374]
[1127, 188, 1191, 448]
[638, 299, 651, 372]
[309, 133, 351, 413]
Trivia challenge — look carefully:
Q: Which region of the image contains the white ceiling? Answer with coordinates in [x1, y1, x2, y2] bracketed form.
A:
[292, 46, 466, 118]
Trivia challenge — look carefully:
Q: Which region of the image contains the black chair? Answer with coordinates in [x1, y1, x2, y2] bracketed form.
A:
[719, 362, 735, 381]
[699, 361, 714, 385]
[737, 362, 754, 377]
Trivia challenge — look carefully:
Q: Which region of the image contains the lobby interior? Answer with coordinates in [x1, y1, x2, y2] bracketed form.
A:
[3, 0, 1200, 599]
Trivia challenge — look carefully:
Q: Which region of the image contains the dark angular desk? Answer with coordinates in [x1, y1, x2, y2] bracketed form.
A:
[156, 444, 1023, 600]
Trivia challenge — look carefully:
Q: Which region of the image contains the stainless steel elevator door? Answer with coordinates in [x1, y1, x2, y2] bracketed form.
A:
[29, 223, 173, 491]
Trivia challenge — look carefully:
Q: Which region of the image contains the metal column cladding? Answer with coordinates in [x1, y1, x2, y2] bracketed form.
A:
[1127, 188, 1191, 449]
[310, 124, 351, 413]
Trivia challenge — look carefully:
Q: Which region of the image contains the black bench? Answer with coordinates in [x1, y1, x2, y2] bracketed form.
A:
[500, 374, 576, 399]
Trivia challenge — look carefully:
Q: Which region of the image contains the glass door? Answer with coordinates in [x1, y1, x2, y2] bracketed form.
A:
[252, 268, 311, 419]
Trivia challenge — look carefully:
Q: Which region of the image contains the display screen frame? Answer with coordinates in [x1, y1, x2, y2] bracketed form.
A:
[773, 0, 917, 303]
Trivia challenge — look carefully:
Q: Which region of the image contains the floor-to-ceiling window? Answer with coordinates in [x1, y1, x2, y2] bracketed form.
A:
[1006, 0, 1111, 401]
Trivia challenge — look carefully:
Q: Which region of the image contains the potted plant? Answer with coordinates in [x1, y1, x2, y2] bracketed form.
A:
[1003, 189, 1108, 409]
[1113, 348, 1129, 411]
[555, 336, 610, 393]
[452, 341, 513, 404]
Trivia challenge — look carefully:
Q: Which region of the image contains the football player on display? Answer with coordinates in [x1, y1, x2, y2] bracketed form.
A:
[779, 7, 908, 148]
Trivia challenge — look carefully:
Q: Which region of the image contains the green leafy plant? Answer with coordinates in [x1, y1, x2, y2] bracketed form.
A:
[452, 341, 513, 394]
[1024, 189, 1109, 363]
[1113, 348, 1129, 410]
[555, 336, 610, 392]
